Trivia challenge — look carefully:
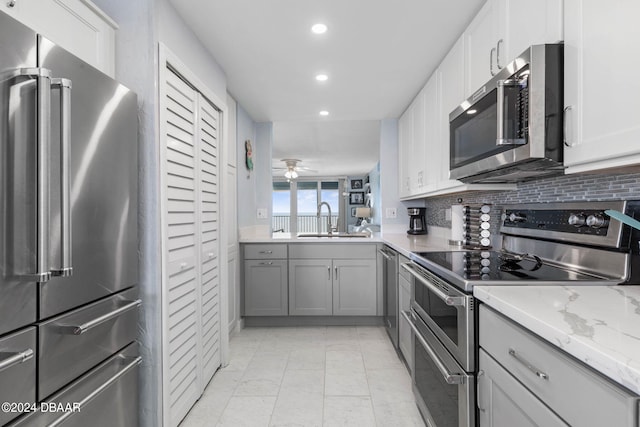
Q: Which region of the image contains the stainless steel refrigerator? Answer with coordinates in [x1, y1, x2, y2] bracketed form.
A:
[0, 11, 140, 427]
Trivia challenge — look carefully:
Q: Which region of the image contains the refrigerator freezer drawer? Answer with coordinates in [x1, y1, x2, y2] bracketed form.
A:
[0, 327, 36, 426]
[10, 342, 140, 427]
[37, 288, 139, 400]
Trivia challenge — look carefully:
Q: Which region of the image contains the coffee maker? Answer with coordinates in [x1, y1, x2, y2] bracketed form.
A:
[407, 207, 427, 235]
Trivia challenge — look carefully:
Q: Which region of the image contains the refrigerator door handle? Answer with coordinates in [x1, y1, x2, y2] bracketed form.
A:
[20, 67, 52, 283]
[51, 78, 73, 277]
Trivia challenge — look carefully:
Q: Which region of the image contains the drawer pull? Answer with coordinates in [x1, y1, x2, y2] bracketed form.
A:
[401, 263, 466, 307]
[377, 248, 392, 260]
[401, 310, 465, 385]
[60, 299, 142, 335]
[259, 250, 273, 254]
[47, 356, 141, 427]
[259, 262, 273, 266]
[509, 348, 549, 380]
[0, 348, 34, 373]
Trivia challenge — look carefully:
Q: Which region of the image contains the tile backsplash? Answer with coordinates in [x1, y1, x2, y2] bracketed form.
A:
[425, 171, 640, 228]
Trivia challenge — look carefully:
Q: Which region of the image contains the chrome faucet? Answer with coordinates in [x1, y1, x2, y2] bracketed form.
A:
[317, 201, 333, 234]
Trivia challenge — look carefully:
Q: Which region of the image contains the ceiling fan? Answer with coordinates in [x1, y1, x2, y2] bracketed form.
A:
[272, 158, 317, 179]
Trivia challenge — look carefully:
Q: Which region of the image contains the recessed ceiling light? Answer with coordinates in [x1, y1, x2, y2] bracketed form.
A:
[311, 23, 327, 34]
[315, 74, 328, 82]
[319, 110, 329, 116]
[466, 109, 478, 115]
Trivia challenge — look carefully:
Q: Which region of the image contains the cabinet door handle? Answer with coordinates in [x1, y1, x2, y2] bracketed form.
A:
[563, 106, 575, 147]
[477, 370, 486, 413]
[327, 266, 331, 280]
[496, 39, 504, 69]
[508, 348, 549, 380]
[489, 47, 497, 76]
[334, 266, 338, 280]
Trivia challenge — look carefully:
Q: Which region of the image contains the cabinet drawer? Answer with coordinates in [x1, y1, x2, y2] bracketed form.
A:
[38, 288, 139, 400]
[289, 243, 376, 259]
[478, 349, 568, 427]
[480, 305, 639, 427]
[244, 244, 287, 259]
[0, 327, 36, 426]
[11, 343, 139, 427]
[244, 260, 288, 316]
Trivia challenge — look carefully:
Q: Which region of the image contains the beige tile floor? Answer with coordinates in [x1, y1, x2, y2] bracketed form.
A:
[180, 326, 425, 427]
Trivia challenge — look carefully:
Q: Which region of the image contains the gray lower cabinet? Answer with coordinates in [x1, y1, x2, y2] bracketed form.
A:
[478, 349, 567, 427]
[289, 259, 333, 315]
[289, 258, 377, 315]
[244, 259, 288, 316]
[332, 259, 377, 315]
[479, 305, 640, 427]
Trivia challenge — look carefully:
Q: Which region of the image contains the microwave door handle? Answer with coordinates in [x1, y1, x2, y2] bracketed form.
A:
[20, 68, 53, 282]
[51, 78, 73, 277]
[496, 79, 526, 146]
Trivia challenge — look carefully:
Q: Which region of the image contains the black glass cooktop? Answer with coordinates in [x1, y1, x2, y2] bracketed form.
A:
[410, 250, 616, 292]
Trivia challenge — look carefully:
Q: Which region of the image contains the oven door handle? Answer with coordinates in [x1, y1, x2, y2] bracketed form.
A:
[400, 263, 466, 307]
[401, 310, 465, 385]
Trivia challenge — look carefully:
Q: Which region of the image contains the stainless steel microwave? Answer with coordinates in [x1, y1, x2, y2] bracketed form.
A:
[449, 44, 564, 183]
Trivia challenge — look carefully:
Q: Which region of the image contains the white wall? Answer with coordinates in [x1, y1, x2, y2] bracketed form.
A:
[157, 0, 227, 97]
[236, 104, 257, 232]
[379, 119, 405, 229]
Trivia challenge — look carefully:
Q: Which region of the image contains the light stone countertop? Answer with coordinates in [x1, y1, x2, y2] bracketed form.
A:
[474, 285, 640, 395]
[239, 228, 458, 259]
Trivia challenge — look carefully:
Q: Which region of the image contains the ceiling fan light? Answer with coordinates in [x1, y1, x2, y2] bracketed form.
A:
[284, 169, 298, 179]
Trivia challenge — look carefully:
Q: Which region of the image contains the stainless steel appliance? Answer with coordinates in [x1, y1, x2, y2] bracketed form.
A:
[449, 44, 564, 183]
[379, 246, 399, 348]
[403, 200, 640, 427]
[408, 207, 427, 235]
[0, 11, 139, 426]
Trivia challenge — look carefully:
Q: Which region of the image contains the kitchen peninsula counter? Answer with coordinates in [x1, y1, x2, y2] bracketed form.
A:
[239, 229, 456, 258]
[474, 285, 640, 395]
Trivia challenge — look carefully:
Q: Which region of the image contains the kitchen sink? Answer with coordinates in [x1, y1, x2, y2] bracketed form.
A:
[297, 232, 371, 238]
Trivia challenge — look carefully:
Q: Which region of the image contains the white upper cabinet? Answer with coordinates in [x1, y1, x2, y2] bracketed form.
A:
[437, 36, 466, 190]
[398, 104, 413, 198]
[410, 88, 426, 195]
[2, 0, 116, 77]
[503, 0, 563, 62]
[465, 0, 501, 97]
[422, 74, 440, 193]
[464, 0, 563, 98]
[563, 0, 640, 173]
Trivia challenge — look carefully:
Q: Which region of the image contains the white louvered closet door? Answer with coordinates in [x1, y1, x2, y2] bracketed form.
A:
[164, 69, 200, 427]
[162, 68, 222, 427]
[197, 96, 221, 383]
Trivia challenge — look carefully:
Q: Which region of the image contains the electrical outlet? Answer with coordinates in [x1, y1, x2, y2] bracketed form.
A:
[256, 208, 267, 219]
[386, 208, 397, 219]
[445, 208, 452, 221]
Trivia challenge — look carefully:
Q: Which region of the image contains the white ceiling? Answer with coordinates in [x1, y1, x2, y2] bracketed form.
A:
[169, 0, 485, 176]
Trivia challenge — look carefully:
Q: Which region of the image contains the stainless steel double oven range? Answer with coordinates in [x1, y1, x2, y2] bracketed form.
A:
[401, 201, 640, 427]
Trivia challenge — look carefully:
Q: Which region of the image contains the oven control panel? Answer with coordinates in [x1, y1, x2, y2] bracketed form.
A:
[502, 209, 610, 236]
